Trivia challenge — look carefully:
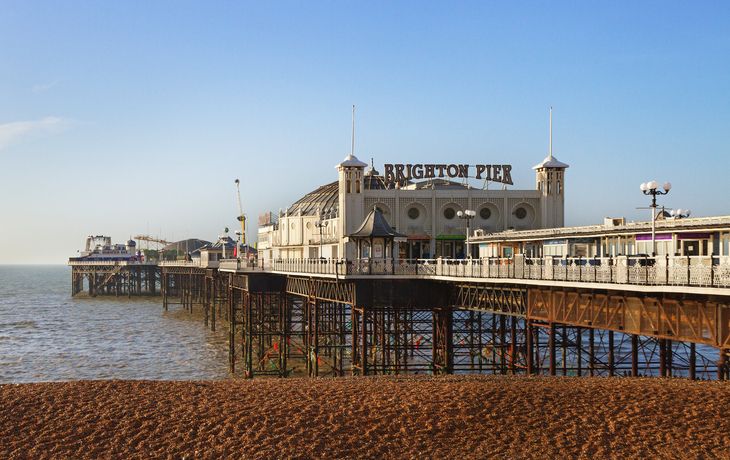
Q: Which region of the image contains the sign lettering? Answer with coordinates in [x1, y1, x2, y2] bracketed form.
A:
[383, 164, 513, 185]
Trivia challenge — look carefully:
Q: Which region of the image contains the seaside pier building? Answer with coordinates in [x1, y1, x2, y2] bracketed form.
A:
[257, 154, 569, 262]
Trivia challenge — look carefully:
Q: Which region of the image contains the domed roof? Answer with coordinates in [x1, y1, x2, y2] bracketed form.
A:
[336, 154, 368, 169]
[533, 155, 569, 170]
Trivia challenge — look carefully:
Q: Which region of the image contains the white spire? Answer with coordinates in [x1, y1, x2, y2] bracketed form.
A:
[335, 105, 367, 169]
[549, 106, 553, 159]
[533, 106, 569, 170]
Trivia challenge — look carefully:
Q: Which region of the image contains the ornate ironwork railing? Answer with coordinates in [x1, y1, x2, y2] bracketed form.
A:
[230, 255, 730, 289]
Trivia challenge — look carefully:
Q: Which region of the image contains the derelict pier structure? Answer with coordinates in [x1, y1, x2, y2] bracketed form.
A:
[69, 261, 162, 298]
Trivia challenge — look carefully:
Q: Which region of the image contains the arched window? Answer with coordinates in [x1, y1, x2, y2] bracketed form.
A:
[356, 180, 361, 193]
[346, 180, 351, 193]
[557, 181, 561, 194]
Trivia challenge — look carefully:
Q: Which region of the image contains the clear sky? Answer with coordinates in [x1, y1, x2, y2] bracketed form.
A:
[1, 1, 728, 264]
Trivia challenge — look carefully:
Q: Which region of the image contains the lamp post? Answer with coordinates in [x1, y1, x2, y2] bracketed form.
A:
[670, 208, 691, 219]
[640, 181, 671, 256]
[457, 209, 477, 258]
[235, 230, 243, 259]
[315, 214, 329, 259]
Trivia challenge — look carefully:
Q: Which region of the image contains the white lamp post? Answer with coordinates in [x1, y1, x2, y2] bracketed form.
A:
[457, 209, 477, 258]
[315, 214, 329, 259]
[235, 230, 243, 258]
[640, 181, 671, 256]
[220, 227, 229, 259]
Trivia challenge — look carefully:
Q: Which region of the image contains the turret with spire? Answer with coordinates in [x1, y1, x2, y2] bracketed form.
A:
[336, 105, 367, 259]
[534, 107, 569, 228]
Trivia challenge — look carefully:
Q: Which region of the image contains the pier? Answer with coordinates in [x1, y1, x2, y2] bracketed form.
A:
[158, 254, 730, 380]
[69, 260, 162, 297]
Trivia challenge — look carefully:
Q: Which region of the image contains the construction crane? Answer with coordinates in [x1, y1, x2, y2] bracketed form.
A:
[234, 179, 246, 256]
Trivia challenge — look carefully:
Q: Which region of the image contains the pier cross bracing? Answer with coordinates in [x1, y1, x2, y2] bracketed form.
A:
[69, 261, 162, 298]
[152, 257, 730, 381]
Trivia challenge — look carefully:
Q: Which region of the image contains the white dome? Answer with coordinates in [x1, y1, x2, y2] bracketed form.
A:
[533, 155, 569, 170]
[336, 154, 368, 169]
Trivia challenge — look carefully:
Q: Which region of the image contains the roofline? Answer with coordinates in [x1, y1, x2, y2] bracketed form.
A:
[472, 215, 730, 243]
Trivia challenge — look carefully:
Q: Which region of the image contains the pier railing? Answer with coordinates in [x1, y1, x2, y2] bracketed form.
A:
[233, 255, 730, 289]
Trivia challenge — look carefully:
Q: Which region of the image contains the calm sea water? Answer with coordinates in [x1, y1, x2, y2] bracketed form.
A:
[0, 265, 233, 383]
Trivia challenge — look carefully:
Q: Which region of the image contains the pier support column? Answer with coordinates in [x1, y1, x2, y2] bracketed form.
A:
[549, 322, 556, 376]
[589, 328, 595, 377]
[608, 330, 615, 377]
[525, 319, 533, 375]
[211, 281, 216, 332]
[631, 334, 639, 377]
[510, 316, 517, 375]
[718, 349, 728, 381]
[576, 327, 582, 377]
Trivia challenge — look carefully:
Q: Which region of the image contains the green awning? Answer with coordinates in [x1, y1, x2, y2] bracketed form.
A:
[436, 235, 466, 240]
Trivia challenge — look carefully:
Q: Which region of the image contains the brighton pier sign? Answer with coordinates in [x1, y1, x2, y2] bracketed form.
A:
[383, 164, 513, 185]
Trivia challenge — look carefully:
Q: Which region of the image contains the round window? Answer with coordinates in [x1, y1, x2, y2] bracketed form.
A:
[444, 208, 455, 219]
[306, 222, 311, 229]
[291, 222, 296, 229]
[376, 206, 384, 214]
[515, 207, 527, 219]
[480, 208, 491, 220]
[408, 207, 420, 220]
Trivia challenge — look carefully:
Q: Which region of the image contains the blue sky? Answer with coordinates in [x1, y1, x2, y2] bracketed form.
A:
[1, 1, 728, 264]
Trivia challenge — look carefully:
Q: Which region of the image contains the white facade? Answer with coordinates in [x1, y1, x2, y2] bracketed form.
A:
[258, 153, 568, 261]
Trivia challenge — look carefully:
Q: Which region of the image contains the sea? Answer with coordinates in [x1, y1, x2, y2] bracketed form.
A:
[1, 266, 721, 383]
[0, 265, 234, 383]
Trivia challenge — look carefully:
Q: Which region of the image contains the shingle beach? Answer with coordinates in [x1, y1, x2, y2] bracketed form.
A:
[2, 375, 729, 459]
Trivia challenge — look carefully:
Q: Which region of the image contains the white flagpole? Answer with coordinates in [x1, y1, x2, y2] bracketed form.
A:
[550, 106, 553, 158]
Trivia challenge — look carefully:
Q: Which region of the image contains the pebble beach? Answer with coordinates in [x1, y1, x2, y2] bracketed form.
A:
[2, 375, 729, 459]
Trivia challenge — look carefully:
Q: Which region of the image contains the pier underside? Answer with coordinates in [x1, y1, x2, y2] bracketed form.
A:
[71, 264, 161, 297]
[161, 269, 730, 380]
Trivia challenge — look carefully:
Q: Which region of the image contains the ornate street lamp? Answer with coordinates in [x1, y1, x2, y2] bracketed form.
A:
[315, 213, 329, 259]
[640, 181, 671, 256]
[670, 208, 691, 219]
[457, 209, 477, 258]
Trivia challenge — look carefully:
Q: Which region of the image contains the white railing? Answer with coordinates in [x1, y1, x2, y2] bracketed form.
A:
[68, 260, 130, 266]
[159, 260, 201, 267]
[240, 255, 730, 289]
[218, 258, 261, 271]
